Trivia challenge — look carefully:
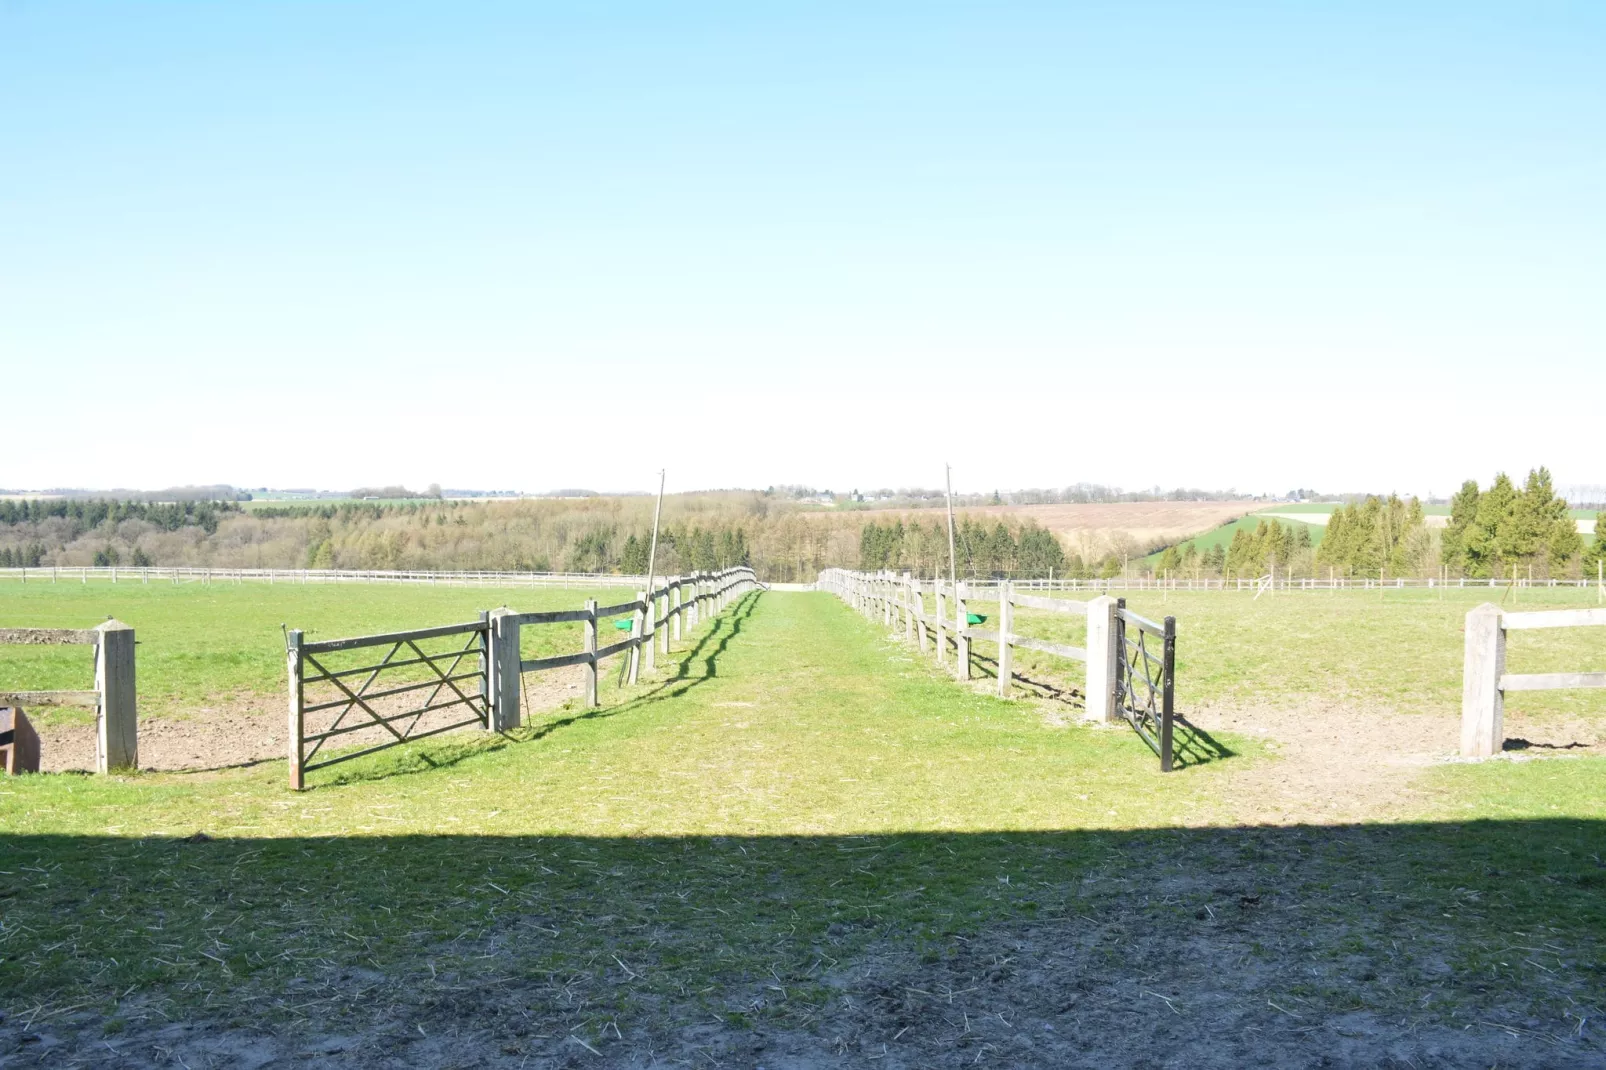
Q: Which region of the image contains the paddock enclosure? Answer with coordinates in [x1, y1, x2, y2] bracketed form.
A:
[1, 577, 1603, 1067]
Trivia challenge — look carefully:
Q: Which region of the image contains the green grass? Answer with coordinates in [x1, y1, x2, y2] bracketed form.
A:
[952, 586, 1606, 720]
[3, 589, 1604, 1061]
[1142, 512, 1325, 564]
[0, 579, 629, 722]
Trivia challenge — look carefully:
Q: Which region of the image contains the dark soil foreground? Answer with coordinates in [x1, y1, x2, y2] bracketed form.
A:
[3, 821, 1602, 1069]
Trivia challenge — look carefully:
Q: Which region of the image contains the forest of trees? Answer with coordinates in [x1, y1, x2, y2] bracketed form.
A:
[857, 517, 1071, 578]
[1148, 468, 1604, 581]
[1439, 468, 1588, 579]
[4, 469, 1601, 583]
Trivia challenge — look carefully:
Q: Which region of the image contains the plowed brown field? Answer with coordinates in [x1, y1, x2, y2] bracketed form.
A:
[858, 500, 1253, 556]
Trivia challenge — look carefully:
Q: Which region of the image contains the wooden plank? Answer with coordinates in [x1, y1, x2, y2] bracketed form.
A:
[509, 608, 592, 626]
[1501, 671, 1606, 692]
[1461, 603, 1504, 757]
[0, 628, 98, 645]
[1116, 607, 1167, 638]
[302, 670, 482, 713]
[595, 599, 645, 618]
[1009, 593, 1089, 615]
[302, 619, 486, 654]
[997, 582, 1013, 698]
[1009, 635, 1087, 661]
[0, 690, 100, 707]
[583, 600, 598, 707]
[95, 621, 137, 772]
[594, 636, 638, 661]
[1502, 608, 1606, 630]
[1086, 596, 1118, 723]
[520, 650, 595, 673]
[964, 627, 1002, 643]
[288, 629, 304, 790]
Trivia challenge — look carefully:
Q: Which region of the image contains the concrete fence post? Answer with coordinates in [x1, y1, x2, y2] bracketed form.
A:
[1085, 596, 1119, 723]
[1461, 603, 1505, 758]
[489, 610, 521, 731]
[94, 619, 136, 772]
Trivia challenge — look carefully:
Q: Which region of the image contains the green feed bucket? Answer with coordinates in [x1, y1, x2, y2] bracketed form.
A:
[967, 613, 986, 625]
[613, 619, 634, 631]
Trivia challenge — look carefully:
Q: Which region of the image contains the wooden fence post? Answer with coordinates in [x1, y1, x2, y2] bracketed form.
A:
[672, 582, 683, 642]
[956, 583, 971, 680]
[935, 581, 947, 667]
[287, 629, 304, 791]
[648, 591, 660, 668]
[628, 591, 646, 684]
[583, 599, 599, 708]
[94, 619, 136, 772]
[490, 610, 521, 731]
[1461, 603, 1505, 757]
[997, 581, 1013, 698]
[1085, 596, 1119, 722]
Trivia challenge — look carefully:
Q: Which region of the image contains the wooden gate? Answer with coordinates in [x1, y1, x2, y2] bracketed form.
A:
[1113, 601, 1177, 771]
[287, 617, 491, 790]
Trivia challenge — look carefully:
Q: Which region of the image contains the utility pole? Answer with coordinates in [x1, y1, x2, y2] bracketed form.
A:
[945, 464, 959, 589]
[643, 470, 666, 599]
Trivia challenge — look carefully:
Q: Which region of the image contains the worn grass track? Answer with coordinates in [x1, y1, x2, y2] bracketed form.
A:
[1, 591, 1604, 1068]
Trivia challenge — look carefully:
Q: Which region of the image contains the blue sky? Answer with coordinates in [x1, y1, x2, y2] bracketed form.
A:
[3, 3, 1602, 496]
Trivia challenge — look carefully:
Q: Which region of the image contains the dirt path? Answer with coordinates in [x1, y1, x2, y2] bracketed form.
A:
[1186, 698, 1604, 824]
[35, 667, 589, 773]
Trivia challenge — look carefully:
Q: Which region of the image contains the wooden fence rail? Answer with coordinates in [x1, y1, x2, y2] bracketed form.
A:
[1461, 604, 1606, 757]
[0, 622, 136, 772]
[286, 567, 759, 789]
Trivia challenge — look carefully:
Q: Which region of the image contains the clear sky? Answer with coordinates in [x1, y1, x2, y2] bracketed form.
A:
[3, 3, 1602, 497]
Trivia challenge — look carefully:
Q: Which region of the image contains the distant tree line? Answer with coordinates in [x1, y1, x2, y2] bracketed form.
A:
[857, 518, 1076, 578]
[0, 498, 237, 535]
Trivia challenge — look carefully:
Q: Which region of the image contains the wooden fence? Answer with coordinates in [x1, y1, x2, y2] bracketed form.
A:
[1461, 604, 1606, 757]
[0, 622, 136, 771]
[817, 569, 1180, 768]
[286, 567, 759, 789]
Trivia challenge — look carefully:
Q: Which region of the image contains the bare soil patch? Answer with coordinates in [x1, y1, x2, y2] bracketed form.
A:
[861, 500, 1254, 557]
[34, 667, 589, 773]
[1182, 699, 1601, 825]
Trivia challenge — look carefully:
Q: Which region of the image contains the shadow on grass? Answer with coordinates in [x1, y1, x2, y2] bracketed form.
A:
[2, 820, 1604, 1065]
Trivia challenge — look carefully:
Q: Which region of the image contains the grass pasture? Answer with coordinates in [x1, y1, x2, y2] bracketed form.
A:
[0, 587, 1604, 1066]
[0, 579, 631, 726]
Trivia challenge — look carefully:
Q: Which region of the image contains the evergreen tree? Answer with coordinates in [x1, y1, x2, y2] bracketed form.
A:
[1465, 473, 1518, 578]
[1440, 479, 1480, 573]
[1583, 514, 1606, 580]
[620, 533, 649, 574]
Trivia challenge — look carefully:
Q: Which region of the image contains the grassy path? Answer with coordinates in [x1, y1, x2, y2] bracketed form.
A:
[2, 592, 1604, 1067]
